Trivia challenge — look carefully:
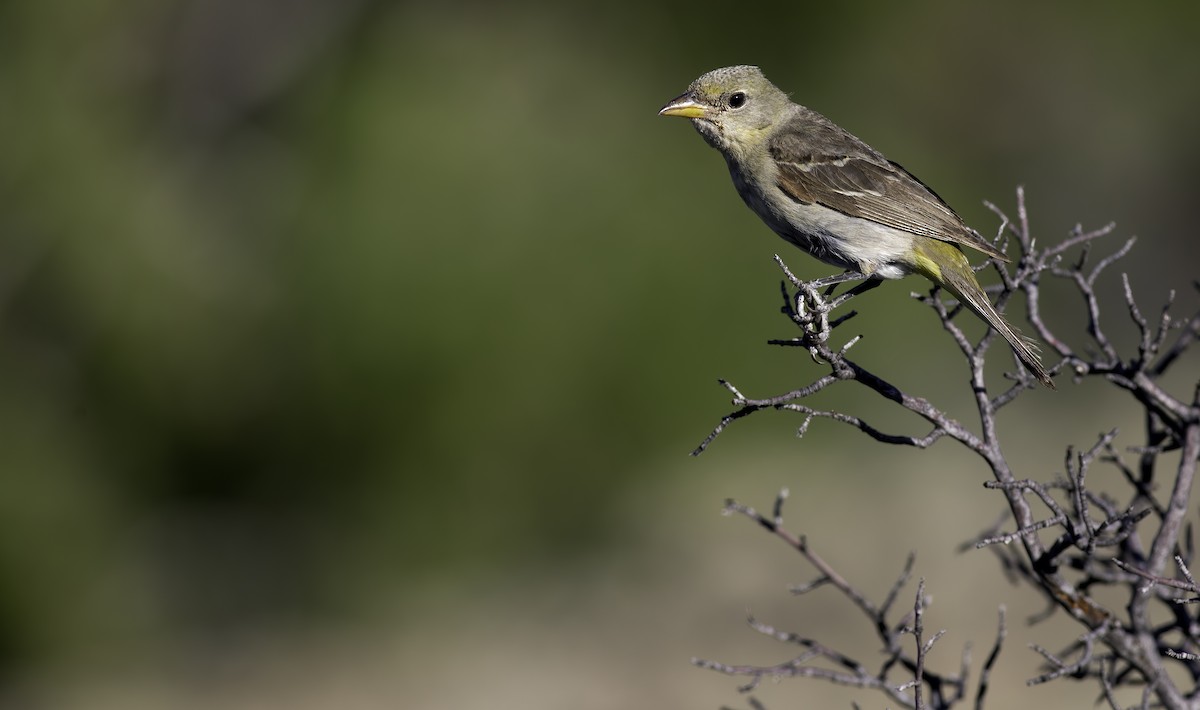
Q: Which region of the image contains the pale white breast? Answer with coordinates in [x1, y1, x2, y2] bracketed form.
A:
[728, 158, 917, 280]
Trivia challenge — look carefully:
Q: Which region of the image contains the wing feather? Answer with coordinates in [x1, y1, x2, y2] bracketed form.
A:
[768, 115, 1008, 261]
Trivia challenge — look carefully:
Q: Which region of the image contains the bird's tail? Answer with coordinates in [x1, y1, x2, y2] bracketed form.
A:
[913, 244, 1055, 389]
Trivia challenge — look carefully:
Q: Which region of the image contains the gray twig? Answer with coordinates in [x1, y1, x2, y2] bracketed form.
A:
[696, 188, 1200, 708]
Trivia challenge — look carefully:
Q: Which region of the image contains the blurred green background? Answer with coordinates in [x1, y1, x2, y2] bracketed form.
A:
[1, 0, 1198, 707]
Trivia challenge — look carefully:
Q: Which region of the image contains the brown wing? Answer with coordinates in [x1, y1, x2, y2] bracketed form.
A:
[769, 117, 1008, 261]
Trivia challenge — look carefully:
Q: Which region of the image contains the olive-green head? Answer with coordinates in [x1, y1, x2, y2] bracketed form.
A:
[658, 65, 791, 157]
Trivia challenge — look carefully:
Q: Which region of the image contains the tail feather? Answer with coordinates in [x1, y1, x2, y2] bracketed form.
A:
[914, 247, 1055, 389]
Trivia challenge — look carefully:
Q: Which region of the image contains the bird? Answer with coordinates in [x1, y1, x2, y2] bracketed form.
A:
[659, 65, 1053, 388]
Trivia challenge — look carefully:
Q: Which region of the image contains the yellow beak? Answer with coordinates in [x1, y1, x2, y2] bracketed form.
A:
[658, 95, 708, 119]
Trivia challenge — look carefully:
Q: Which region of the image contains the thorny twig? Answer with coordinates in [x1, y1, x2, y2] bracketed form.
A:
[695, 490, 992, 709]
[696, 189, 1200, 707]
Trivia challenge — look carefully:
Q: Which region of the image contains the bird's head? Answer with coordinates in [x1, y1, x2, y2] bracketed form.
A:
[659, 65, 789, 158]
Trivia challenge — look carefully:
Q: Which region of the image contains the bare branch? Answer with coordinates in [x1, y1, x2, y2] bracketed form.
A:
[974, 607, 1006, 709]
[695, 188, 1200, 708]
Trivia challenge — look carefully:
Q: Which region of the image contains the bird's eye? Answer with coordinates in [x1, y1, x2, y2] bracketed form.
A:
[728, 92, 747, 109]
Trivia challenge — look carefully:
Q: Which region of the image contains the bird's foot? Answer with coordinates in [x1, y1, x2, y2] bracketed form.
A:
[807, 270, 869, 293]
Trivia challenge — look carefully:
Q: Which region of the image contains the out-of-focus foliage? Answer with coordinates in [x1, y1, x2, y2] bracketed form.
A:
[0, 0, 1197, 703]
